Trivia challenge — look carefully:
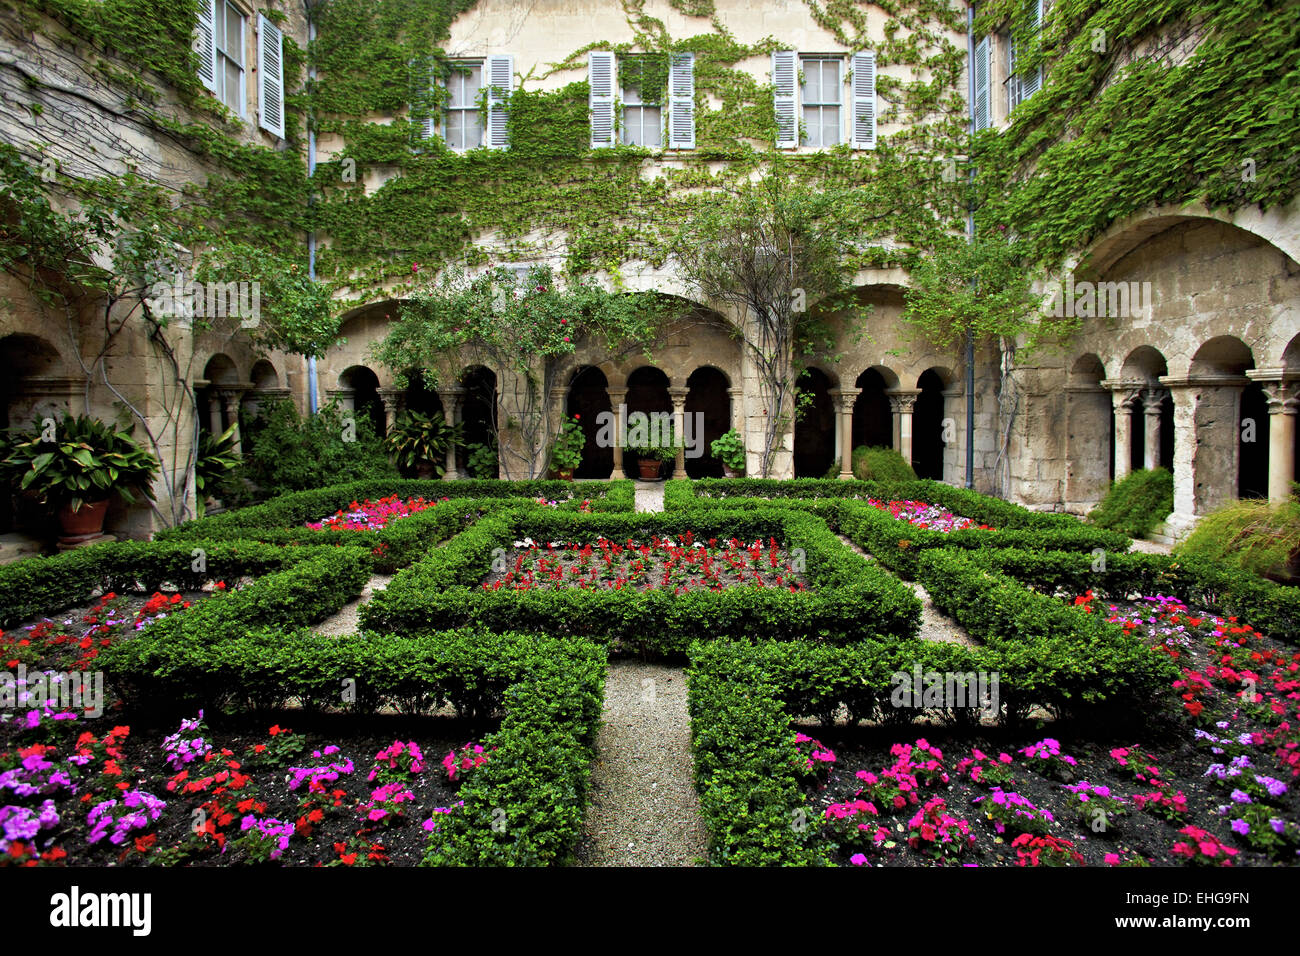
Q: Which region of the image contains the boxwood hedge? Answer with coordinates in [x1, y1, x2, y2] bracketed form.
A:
[360, 506, 922, 651]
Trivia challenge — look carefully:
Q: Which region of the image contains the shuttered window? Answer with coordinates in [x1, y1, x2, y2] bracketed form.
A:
[589, 51, 616, 148]
[973, 36, 990, 131]
[444, 61, 484, 150]
[850, 51, 876, 149]
[195, 0, 216, 92]
[772, 50, 797, 148]
[667, 52, 695, 149]
[212, 0, 245, 117]
[800, 57, 842, 147]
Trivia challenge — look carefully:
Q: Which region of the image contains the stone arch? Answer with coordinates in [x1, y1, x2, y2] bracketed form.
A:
[1116, 347, 1175, 475]
[852, 367, 897, 452]
[249, 360, 279, 389]
[198, 354, 242, 440]
[1184, 336, 1264, 510]
[794, 366, 836, 478]
[0, 333, 76, 432]
[460, 365, 498, 478]
[338, 365, 386, 438]
[624, 365, 672, 478]
[566, 365, 612, 479]
[912, 367, 950, 480]
[684, 366, 731, 479]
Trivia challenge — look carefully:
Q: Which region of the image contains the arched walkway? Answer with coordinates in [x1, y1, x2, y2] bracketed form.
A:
[460, 366, 498, 478]
[338, 366, 386, 438]
[794, 368, 836, 478]
[624, 366, 672, 478]
[851, 368, 894, 452]
[566, 366, 613, 479]
[684, 367, 730, 479]
[913, 369, 948, 480]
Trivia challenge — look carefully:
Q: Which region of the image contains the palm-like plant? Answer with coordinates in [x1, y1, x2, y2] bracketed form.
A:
[385, 410, 462, 476]
[195, 423, 240, 516]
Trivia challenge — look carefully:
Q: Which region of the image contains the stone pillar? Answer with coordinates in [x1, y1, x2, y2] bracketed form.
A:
[216, 387, 248, 456]
[669, 386, 689, 480]
[1251, 371, 1300, 503]
[886, 389, 921, 466]
[436, 387, 465, 479]
[607, 386, 627, 479]
[1103, 383, 1142, 482]
[829, 388, 861, 480]
[727, 387, 744, 434]
[378, 388, 405, 435]
[1160, 374, 1248, 537]
[941, 385, 963, 486]
[1141, 387, 1167, 471]
[207, 392, 223, 437]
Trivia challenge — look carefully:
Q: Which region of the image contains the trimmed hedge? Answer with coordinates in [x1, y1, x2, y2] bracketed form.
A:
[1088, 468, 1174, 538]
[422, 636, 606, 866]
[966, 548, 1300, 646]
[162, 478, 635, 539]
[687, 642, 827, 866]
[360, 507, 922, 651]
[914, 549, 1179, 721]
[0, 539, 328, 628]
[835, 498, 1131, 579]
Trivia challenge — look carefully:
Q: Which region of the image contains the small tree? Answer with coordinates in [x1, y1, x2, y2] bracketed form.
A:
[671, 175, 861, 478]
[371, 265, 674, 478]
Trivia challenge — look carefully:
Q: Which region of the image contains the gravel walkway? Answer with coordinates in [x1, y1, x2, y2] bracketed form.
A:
[836, 533, 976, 647]
[1128, 537, 1174, 555]
[314, 573, 393, 636]
[633, 480, 665, 513]
[573, 660, 710, 866]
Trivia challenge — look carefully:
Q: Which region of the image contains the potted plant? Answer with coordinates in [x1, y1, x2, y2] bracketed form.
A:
[550, 414, 585, 480]
[385, 410, 461, 479]
[0, 412, 159, 545]
[710, 428, 746, 478]
[626, 419, 679, 481]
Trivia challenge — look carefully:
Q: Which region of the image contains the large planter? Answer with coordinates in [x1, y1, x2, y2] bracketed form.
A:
[556, 467, 575, 481]
[722, 464, 744, 479]
[636, 457, 662, 481]
[56, 498, 110, 547]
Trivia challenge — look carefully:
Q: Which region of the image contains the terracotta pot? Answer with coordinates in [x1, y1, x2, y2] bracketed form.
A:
[57, 498, 110, 539]
[414, 461, 438, 480]
[722, 464, 744, 479]
[557, 467, 575, 481]
[637, 457, 662, 480]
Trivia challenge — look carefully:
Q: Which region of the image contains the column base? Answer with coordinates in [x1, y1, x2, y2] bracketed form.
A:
[838, 470, 853, 481]
[1158, 511, 1199, 544]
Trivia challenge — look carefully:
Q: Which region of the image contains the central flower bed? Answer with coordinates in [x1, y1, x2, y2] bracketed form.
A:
[864, 499, 992, 533]
[306, 495, 445, 532]
[483, 533, 809, 592]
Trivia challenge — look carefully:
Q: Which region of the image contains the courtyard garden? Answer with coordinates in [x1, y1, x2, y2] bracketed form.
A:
[0, 474, 1295, 869]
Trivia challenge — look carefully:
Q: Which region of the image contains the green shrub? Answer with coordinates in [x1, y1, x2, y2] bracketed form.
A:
[1088, 468, 1174, 538]
[1175, 497, 1300, 583]
[238, 399, 397, 500]
[851, 445, 916, 482]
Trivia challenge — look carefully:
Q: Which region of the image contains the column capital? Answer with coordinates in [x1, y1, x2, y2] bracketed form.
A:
[1262, 381, 1300, 416]
[885, 388, 920, 413]
[668, 386, 689, 406]
[1140, 387, 1168, 414]
[828, 387, 861, 412]
[607, 387, 628, 403]
[1100, 380, 1143, 409]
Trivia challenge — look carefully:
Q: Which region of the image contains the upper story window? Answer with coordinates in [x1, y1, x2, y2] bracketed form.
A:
[213, 0, 245, 117]
[445, 60, 484, 151]
[800, 57, 842, 147]
[590, 52, 694, 150]
[773, 50, 874, 150]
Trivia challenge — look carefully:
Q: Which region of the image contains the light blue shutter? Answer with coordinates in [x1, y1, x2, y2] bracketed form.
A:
[772, 50, 797, 148]
[485, 54, 513, 150]
[196, 0, 216, 92]
[973, 37, 990, 131]
[1019, 0, 1044, 100]
[589, 51, 616, 148]
[257, 14, 285, 138]
[668, 52, 695, 149]
[850, 51, 876, 149]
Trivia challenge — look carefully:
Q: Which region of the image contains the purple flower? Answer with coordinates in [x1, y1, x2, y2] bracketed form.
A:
[1230, 818, 1250, 836]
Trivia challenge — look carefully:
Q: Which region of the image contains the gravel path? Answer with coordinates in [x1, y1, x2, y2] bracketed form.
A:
[836, 533, 976, 647]
[1128, 537, 1174, 554]
[633, 480, 665, 513]
[314, 573, 393, 636]
[573, 660, 710, 866]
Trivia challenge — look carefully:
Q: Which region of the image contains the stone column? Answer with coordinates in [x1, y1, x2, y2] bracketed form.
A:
[207, 392, 223, 437]
[727, 387, 744, 434]
[378, 388, 405, 435]
[1141, 387, 1167, 471]
[828, 388, 861, 480]
[1103, 383, 1142, 481]
[886, 389, 921, 466]
[216, 387, 248, 456]
[669, 386, 689, 480]
[436, 386, 465, 479]
[1251, 371, 1300, 502]
[607, 386, 627, 479]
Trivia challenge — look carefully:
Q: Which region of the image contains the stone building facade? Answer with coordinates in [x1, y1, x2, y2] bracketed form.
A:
[1, 0, 1296, 540]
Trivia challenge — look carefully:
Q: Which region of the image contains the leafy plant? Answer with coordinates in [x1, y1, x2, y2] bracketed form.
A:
[195, 423, 240, 516]
[710, 429, 746, 472]
[1088, 468, 1174, 539]
[0, 413, 159, 512]
[465, 441, 498, 479]
[385, 410, 461, 476]
[1175, 495, 1300, 584]
[549, 414, 586, 472]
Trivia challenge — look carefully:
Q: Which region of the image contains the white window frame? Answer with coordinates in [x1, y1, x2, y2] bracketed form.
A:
[440, 59, 486, 152]
[212, 0, 247, 118]
[799, 55, 844, 148]
[619, 79, 663, 148]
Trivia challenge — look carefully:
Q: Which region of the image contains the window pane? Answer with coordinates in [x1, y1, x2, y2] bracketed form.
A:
[622, 86, 643, 106]
[644, 106, 661, 146]
[214, 3, 225, 48]
[464, 110, 482, 148]
[823, 61, 840, 102]
[823, 106, 839, 145]
[222, 57, 241, 113]
[446, 111, 462, 149]
[802, 62, 819, 102]
[224, 3, 242, 64]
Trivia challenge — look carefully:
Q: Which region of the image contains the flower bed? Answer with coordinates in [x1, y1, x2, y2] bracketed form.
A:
[862, 499, 991, 533]
[306, 495, 444, 531]
[362, 507, 921, 652]
[483, 533, 809, 592]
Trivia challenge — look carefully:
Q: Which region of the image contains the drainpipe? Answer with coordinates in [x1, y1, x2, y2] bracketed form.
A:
[964, 2, 976, 490]
[305, 8, 319, 414]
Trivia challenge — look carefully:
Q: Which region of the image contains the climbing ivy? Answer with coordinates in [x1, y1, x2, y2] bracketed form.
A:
[973, 0, 1300, 270]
